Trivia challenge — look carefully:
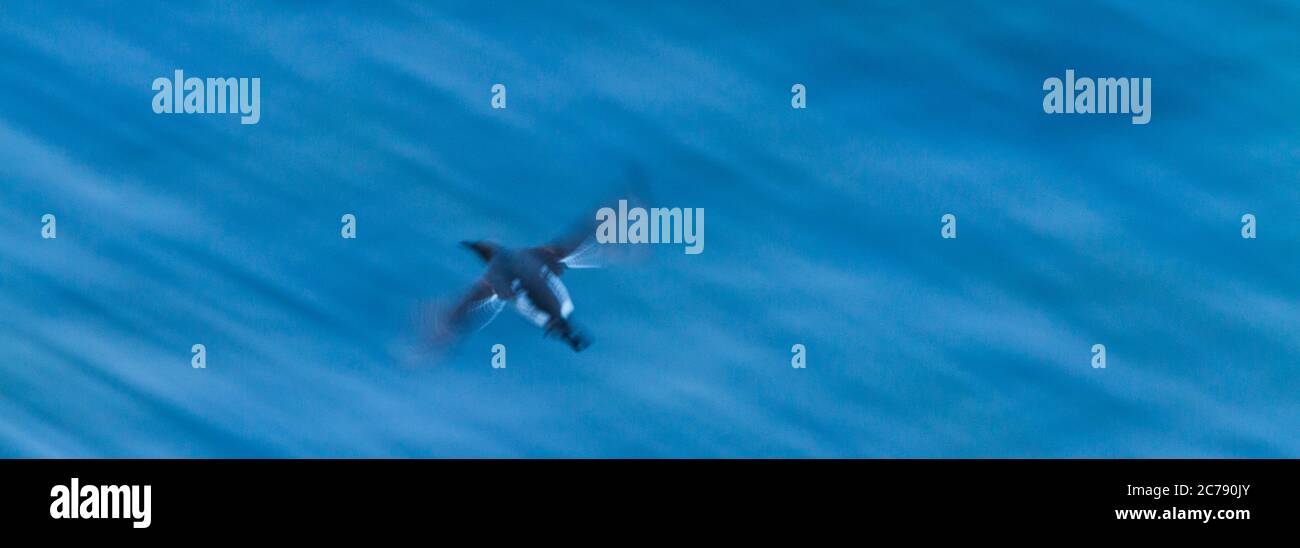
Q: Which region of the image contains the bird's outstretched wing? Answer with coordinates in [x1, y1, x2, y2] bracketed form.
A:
[528, 162, 654, 274]
[530, 193, 655, 274]
[426, 278, 504, 348]
[530, 227, 601, 275]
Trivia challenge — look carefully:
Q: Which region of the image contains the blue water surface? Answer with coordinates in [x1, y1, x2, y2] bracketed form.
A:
[0, 1, 1297, 456]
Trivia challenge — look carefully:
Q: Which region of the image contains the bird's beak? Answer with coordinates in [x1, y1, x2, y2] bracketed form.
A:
[460, 240, 494, 262]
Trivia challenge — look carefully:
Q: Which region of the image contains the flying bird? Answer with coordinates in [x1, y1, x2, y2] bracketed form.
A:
[421, 164, 651, 356]
[431, 225, 602, 352]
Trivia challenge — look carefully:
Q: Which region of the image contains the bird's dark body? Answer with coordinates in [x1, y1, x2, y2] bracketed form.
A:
[488, 249, 564, 320]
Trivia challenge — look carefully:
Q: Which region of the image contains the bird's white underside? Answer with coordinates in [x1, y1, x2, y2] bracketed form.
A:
[508, 269, 574, 328]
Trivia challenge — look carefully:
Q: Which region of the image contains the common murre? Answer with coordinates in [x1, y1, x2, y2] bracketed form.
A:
[434, 232, 599, 352]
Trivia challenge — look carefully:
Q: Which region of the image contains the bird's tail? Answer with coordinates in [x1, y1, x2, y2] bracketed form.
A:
[545, 317, 591, 352]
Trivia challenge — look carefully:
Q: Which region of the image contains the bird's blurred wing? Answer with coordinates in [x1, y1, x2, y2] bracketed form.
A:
[428, 279, 503, 347]
[557, 238, 602, 269]
[531, 233, 601, 273]
[529, 163, 655, 274]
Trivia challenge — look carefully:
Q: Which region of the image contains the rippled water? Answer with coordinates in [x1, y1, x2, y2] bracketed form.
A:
[1, 1, 1297, 456]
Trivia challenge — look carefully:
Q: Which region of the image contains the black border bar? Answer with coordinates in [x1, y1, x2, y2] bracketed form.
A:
[4, 459, 1290, 535]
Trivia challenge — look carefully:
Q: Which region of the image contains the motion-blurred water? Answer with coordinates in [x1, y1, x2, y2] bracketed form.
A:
[0, 1, 1297, 456]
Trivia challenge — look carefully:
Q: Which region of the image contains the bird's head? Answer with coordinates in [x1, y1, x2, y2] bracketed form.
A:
[460, 240, 500, 262]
